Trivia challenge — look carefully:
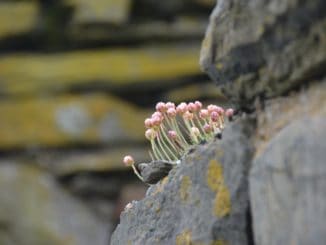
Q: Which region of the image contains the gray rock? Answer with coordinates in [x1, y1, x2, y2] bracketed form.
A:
[0, 163, 108, 245]
[250, 115, 326, 245]
[111, 119, 254, 245]
[200, 0, 326, 106]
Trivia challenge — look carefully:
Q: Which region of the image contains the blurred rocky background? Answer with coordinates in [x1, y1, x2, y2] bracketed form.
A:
[0, 0, 223, 244]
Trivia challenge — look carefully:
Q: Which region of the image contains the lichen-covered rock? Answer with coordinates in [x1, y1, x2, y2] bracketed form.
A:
[250, 82, 326, 245]
[0, 44, 200, 96]
[0, 94, 148, 149]
[0, 163, 108, 245]
[111, 119, 254, 245]
[0, 2, 37, 39]
[200, 0, 326, 106]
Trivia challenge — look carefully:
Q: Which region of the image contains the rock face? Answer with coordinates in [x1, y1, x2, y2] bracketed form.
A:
[250, 114, 326, 245]
[200, 0, 326, 106]
[0, 163, 108, 245]
[111, 120, 254, 245]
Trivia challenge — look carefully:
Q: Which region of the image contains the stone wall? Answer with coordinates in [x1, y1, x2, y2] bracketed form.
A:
[112, 0, 326, 244]
[0, 1, 220, 244]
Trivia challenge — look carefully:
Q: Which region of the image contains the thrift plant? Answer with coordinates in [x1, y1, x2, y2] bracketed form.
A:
[123, 101, 234, 182]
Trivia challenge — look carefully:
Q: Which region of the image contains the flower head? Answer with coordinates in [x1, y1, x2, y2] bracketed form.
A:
[123, 155, 134, 166]
[176, 102, 188, 114]
[156, 102, 167, 112]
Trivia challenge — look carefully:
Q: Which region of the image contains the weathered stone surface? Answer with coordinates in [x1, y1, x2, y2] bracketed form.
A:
[200, 0, 326, 106]
[66, 0, 130, 24]
[0, 2, 37, 39]
[111, 119, 254, 245]
[250, 82, 326, 245]
[0, 44, 200, 96]
[0, 94, 148, 149]
[0, 163, 108, 245]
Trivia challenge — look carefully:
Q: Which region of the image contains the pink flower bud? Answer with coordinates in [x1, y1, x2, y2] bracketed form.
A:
[145, 128, 157, 140]
[183, 111, 194, 120]
[194, 101, 202, 110]
[191, 127, 200, 137]
[151, 116, 162, 126]
[176, 102, 188, 114]
[167, 108, 177, 117]
[199, 109, 209, 119]
[187, 102, 197, 112]
[207, 104, 217, 113]
[211, 111, 219, 122]
[168, 130, 177, 140]
[203, 124, 212, 133]
[216, 106, 224, 115]
[225, 108, 234, 118]
[152, 111, 163, 120]
[155, 102, 167, 112]
[123, 155, 134, 166]
[166, 102, 175, 109]
[144, 118, 153, 128]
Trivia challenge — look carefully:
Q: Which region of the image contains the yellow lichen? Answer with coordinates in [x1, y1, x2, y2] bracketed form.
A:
[206, 160, 231, 217]
[206, 160, 224, 192]
[176, 230, 192, 245]
[213, 185, 231, 217]
[151, 176, 169, 196]
[0, 45, 200, 95]
[179, 176, 192, 202]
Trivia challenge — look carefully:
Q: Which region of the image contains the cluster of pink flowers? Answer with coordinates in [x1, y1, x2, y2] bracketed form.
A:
[123, 101, 234, 180]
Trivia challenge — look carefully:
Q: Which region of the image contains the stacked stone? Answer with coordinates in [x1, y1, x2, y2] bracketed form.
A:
[0, 0, 221, 244]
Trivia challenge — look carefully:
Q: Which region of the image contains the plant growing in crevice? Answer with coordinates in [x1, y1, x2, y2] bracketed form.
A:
[123, 101, 234, 182]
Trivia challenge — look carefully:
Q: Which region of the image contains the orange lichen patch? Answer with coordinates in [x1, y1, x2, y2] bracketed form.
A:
[0, 94, 147, 149]
[176, 230, 192, 245]
[206, 160, 224, 192]
[0, 2, 37, 38]
[0, 45, 200, 96]
[179, 176, 192, 202]
[213, 185, 231, 217]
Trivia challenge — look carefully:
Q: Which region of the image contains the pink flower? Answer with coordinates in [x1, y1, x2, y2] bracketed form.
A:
[203, 124, 212, 133]
[123, 155, 134, 166]
[144, 118, 153, 128]
[187, 102, 197, 112]
[152, 111, 163, 120]
[167, 108, 177, 117]
[216, 106, 224, 115]
[176, 102, 188, 114]
[225, 108, 234, 118]
[199, 109, 209, 119]
[155, 102, 167, 112]
[145, 128, 157, 140]
[194, 101, 202, 110]
[168, 130, 177, 140]
[210, 111, 219, 122]
[207, 104, 217, 114]
[166, 102, 175, 109]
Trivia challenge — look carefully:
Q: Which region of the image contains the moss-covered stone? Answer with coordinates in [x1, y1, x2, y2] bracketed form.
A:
[0, 44, 200, 95]
[0, 2, 37, 38]
[66, 0, 130, 24]
[0, 94, 148, 149]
